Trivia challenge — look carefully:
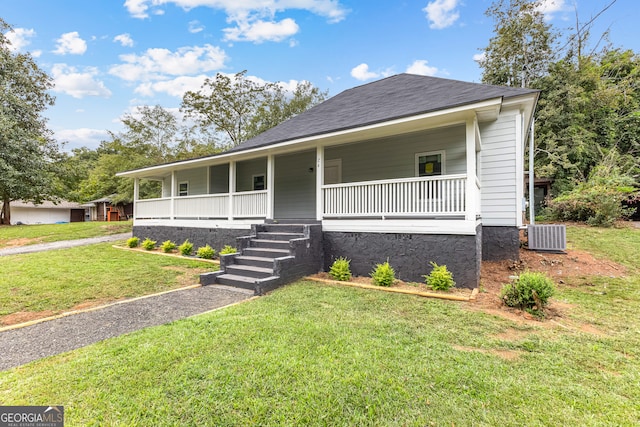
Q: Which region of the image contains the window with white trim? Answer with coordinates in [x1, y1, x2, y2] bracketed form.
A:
[415, 151, 445, 177]
[178, 181, 189, 196]
[252, 174, 265, 191]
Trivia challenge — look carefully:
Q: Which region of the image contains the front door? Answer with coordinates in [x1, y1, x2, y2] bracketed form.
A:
[324, 159, 342, 185]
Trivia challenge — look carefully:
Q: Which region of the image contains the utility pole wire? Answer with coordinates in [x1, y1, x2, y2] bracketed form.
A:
[556, 0, 618, 54]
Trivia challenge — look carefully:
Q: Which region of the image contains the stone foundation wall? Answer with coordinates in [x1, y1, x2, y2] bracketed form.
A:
[481, 226, 520, 261]
[132, 225, 249, 251]
[323, 231, 481, 289]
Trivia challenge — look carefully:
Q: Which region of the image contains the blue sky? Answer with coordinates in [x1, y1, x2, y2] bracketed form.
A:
[3, 0, 638, 151]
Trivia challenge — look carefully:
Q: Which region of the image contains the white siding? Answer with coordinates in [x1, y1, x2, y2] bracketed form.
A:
[175, 167, 207, 195]
[11, 207, 71, 225]
[236, 158, 267, 192]
[209, 164, 229, 194]
[479, 111, 521, 226]
[274, 151, 316, 219]
[325, 125, 466, 183]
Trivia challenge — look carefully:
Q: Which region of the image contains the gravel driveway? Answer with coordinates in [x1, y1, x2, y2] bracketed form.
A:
[0, 285, 253, 371]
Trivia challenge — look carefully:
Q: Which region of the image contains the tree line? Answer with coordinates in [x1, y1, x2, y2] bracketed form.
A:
[478, 0, 639, 224]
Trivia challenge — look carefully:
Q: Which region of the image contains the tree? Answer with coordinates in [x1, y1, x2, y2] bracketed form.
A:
[0, 19, 59, 224]
[534, 48, 640, 192]
[181, 71, 327, 147]
[73, 105, 224, 203]
[478, 0, 556, 87]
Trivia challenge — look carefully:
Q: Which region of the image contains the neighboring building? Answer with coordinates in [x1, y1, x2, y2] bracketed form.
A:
[118, 74, 539, 292]
[83, 196, 133, 222]
[10, 200, 85, 225]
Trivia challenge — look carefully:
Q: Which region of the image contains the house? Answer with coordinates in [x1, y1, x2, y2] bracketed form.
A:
[82, 196, 133, 222]
[117, 74, 539, 293]
[10, 200, 85, 225]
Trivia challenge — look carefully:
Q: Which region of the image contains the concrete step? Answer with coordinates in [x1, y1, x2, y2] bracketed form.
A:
[261, 224, 306, 233]
[234, 255, 275, 269]
[242, 247, 290, 258]
[250, 239, 290, 249]
[256, 232, 304, 241]
[226, 264, 274, 279]
[215, 274, 257, 290]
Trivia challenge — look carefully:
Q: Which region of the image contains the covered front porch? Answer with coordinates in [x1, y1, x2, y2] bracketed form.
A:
[130, 115, 484, 235]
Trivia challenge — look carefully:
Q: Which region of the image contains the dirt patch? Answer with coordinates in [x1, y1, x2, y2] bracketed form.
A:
[0, 237, 43, 249]
[472, 240, 627, 329]
[161, 265, 209, 287]
[452, 345, 523, 361]
[1, 310, 57, 326]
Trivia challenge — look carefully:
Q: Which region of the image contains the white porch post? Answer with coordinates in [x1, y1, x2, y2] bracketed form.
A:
[133, 178, 139, 220]
[170, 171, 176, 220]
[316, 145, 324, 221]
[465, 118, 477, 222]
[228, 161, 236, 220]
[266, 154, 275, 220]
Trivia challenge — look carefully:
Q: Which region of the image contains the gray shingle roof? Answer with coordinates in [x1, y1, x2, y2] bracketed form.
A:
[226, 73, 538, 154]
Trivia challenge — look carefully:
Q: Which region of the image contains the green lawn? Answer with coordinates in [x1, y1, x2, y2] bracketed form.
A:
[0, 221, 132, 249]
[0, 225, 638, 425]
[0, 243, 217, 321]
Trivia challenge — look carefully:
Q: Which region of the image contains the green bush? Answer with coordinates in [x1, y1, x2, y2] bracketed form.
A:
[178, 239, 194, 256]
[220, 245, 238, 255]
[160, 240, 177, 253]
[424, 262, 455, 291]
[500, 271, 555, 314]
[126, 237, 140, 248]
[196, 245, 216, 260]
[545, 153, 638, 227]
[329, 257, 352, 281]
[141, 238, 156, 251]
[370, 261, 395, 287]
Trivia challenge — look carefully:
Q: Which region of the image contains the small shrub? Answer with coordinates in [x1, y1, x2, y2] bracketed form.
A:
[370, 260, 395, 287]
[178, 239, 194, 256]
[424, 262, 455, 291]
[329, 257, 352, 281]
[500, 271, 555, 314]
[141, 238, 156, 251]
[220, 245, 238, 255]
[196, 244, 216, 260]
[160, 240, 177, 253]
[126, 237, 140, 248]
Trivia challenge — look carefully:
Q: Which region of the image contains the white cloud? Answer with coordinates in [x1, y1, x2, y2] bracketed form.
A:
[423, 0, 460, 29]
[56, 128, 110, 150]
[223, 18, 299, 43]
[5, 27, 36, 52]
[350, 63, 383, 81]
[188, 20, 205, 33]
[51, 64, 112, 98]
[109, 44, 227, 82]
[53, 32, 87, 55]
[473, 52, 486, 62]
[535, 0, 570, 20]
[536, 0, 568, 14]
[124, 0, 348, 43]
[134, 75, 211, 97]
[406, 60, 438, 76]
[114, 33, 134, 47]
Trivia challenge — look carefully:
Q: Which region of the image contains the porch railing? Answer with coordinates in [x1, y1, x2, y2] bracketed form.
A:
[322, 174, 467, 217]
[135, 190, 267, 219]
[136, 198, 171, 219]
[174, 194, 228, 218]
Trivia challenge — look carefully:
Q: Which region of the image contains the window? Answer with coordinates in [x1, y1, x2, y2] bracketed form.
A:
[178, 181, 189, 196]
[252, 174, 265, 191]
[415, 151, 445, 177]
